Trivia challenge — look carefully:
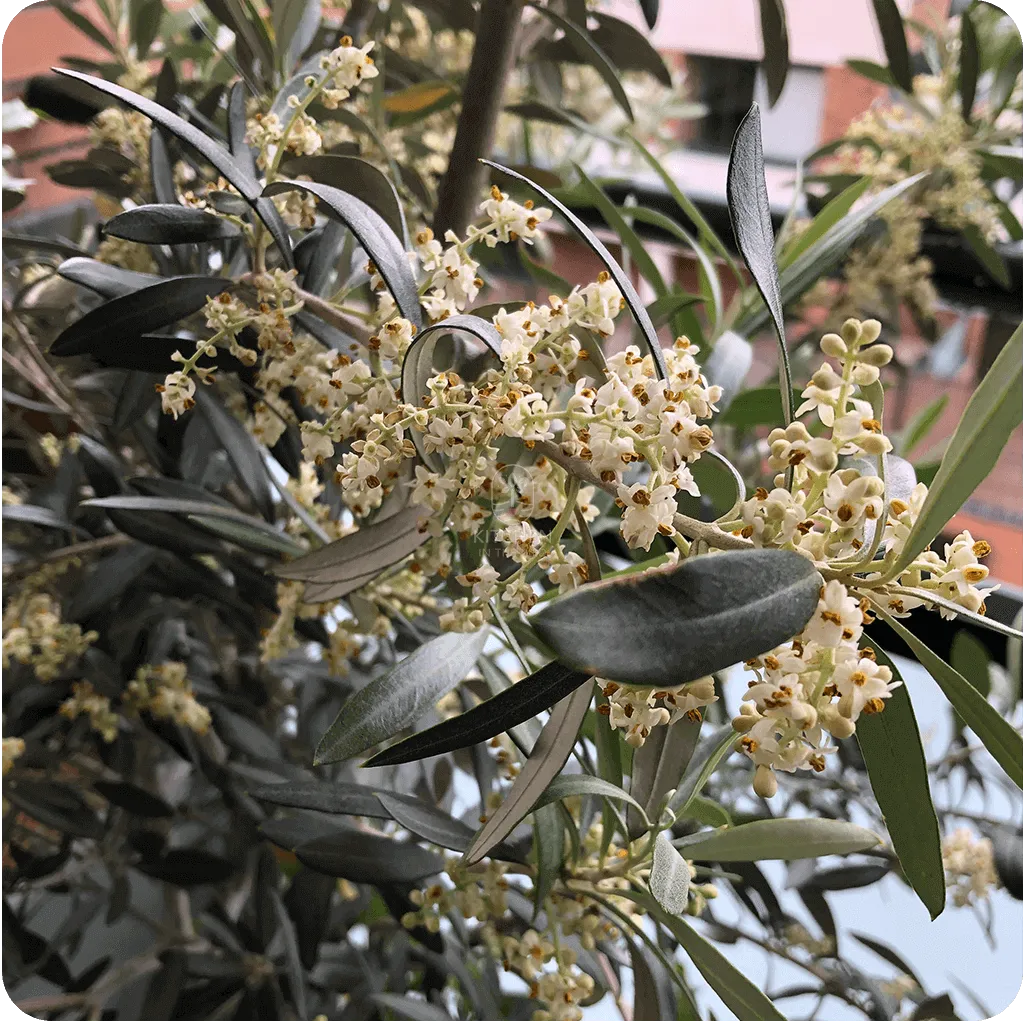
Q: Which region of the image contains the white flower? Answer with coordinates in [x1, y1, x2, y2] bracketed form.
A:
[300, 429, 335, 465]
[823, 472, 885, 530]
[156, 370, 196, 419]
[456, 564, 500, 600]
[767, 422, 838, 473]
[439, 598, 485, 633]
[479, 185, 552, 244]
[834, 652, 900, 720]
[616, 482, 676, 550]
[802, 580, 863, 648]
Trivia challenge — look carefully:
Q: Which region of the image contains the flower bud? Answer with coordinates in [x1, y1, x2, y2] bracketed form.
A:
[859, 319, 882, 344]
[840, 319, 862, 347]
[830, 715, 856, 739]
[852, 363, 881, 385]
[859, 433, 892, 456]
[753, 764, 778, 799]
[859, 343, 893, 367]
[820, 333, 847, 358]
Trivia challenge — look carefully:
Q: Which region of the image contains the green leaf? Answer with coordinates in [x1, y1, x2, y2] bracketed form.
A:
[527, 3, 634, 122]
[376, 792, 519, 859]
[961, 224, 1009, 286]
[532, 803, 564, 915]
[897, 394, 948, 456]
[104, 204, 241, 245]
[1, 505, 72, 531]
[758, 0, 790, 107]
[855, 639, 944, 918]
[630, 890, 785, 1020]
[55, 2, 115, 53]
[673, 818, 880, 861]
[278, 504, 429, 604]
[719, 385, 801, 429]
[571, 168, 666, 297]
[851, 932, 923, 988]
[592, 13, 672, 87]
[399, 314, 502, 469]
[130, 0, 163, 59]
[630, 715, 701, 837]
[871, 0, 914, 92]
[959, 8, 979, 122]
[780, 177, 871, 267]
[737, 172, 927, 336]
[686, 795, 733, 828]
[888, 326, 1022, 577]
[465, 682, 593, 863]
[281, 154, 407, 245]
[187, 514, 304, 556]
[651, 832, 692, 914]
[52, 69, 292, 266]
[370, 995, 452, 1021]
[294, 831, 444, 882]
[272, 0, 318, 64]
[263, 179, 420, 325]
[49, 275, 228, 358]
[989, 30, 1022, 118]
[630, 136, 743, 284]
[873, 606, 1023, 789]
[626, 205, 723, 329]
[362, 661, 591, 767]
[671, 724, 737, 814]
[314, 629, 488, 764]
[950, 631, 992, 699]
[533, 549, 821, 687]
[533, 775, 649, 821]
[728, 103, 792, 423]
[247, 778, 390, 818]
[481, 160, 667, 379]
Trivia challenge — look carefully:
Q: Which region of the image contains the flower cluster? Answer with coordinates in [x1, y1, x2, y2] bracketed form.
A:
[598, 677, 717, 747]
[59, 681, 119, 743]
[2, 737, 25, 776]
[123, 662, 212, 735]
[2, 590, 97, 682]
[941, 827, 1000, 907]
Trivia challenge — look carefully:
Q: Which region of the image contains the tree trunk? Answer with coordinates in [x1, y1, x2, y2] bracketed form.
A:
[432, 0, 525, 239]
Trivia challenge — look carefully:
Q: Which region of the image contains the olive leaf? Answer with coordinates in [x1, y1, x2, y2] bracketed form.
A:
[104, 205, 242, 245]
[262, 179, 421, 325]
[673, 818, 880, 861]
[872, 606, 1023, 790]
[478, 159, 667, 379]
[630, 889, 785, 1020]
[276, 503, 430, 602]
[533, 549, 822, 687]
[293, 831, 443, 882]
[362, 661, 591, 767]
[52, 68, 293, 266]
[727, 103, 791, 424]
[758, 0, 789, 107]
[888, 325, 1022, 578]
[281, 154, 408, 244]
[871, 0, 914, 92]
[56, 256, 161, 299]
[49, 276, 230, 358]
[465, 682, 594, 864]
[314, 629, 489, 764]
[651, 832, 691, 915]
[629, 715, 701, 838]
[855, 639, 945, 919]
[399, 314, 503, 470]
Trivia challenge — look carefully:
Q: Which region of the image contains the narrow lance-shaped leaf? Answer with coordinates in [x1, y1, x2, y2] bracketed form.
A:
[855, 637, 945, 918]
[651, 832, 692, 914]
[629, 715, 701, 838]
[52, 68, 293, 267]
[479, 159, 667, 379]
[314, 629, 489, 764]
[888, 325, 1022, 577]
[871, 0, 914, 92]
[400, 314, 502, 469]
[49, 276, 229, 357]
[872, 604, 1023, 790]
[465, 681, 594, 864]
[263, 178, 419, 324]
[758, 0, 790, 107]
[293, 831, 444, 882]
[276, 503, 429, 603]
[363, 661, 591, 767]
[727, 103, 792, 424]
[533, 549, 821, 687]
[959, 7, 979, 121]
[104, 204, 242, 245]
[630, 889, 786, 1020]
[527, 3, 634, 122]
[673, 818, 880, 861]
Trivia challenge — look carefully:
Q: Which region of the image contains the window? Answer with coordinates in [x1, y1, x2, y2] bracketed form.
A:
[684, 55, 825, 165]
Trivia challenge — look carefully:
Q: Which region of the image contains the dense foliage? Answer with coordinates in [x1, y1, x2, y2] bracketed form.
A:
[3, 1, 1022, 1020]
